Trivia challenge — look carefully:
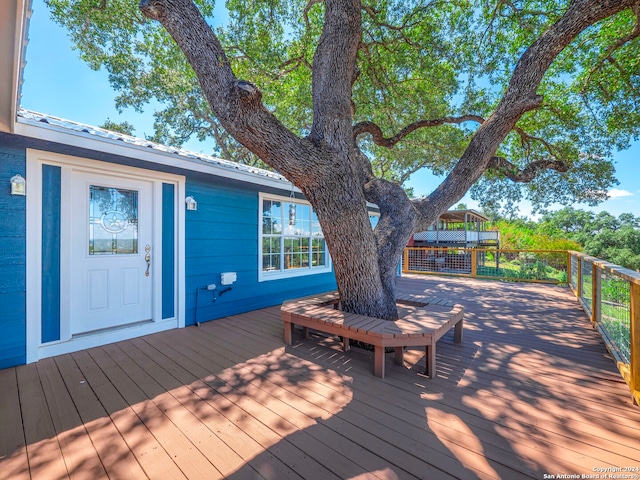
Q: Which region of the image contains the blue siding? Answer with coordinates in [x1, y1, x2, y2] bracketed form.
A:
[0, 145, 26, 368]
[0, 132, 338, 367]
[41, 165, 61, 342]
[162, 183, 175, 319]
[185, 176, 337, 326]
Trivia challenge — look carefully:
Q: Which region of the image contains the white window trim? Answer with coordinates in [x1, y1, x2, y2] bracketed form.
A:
[258, 192, 332, 282]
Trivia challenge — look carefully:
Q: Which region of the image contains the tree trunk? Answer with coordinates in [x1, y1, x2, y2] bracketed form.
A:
[310, 189, 400, 320]
[139, 0, 636, 322]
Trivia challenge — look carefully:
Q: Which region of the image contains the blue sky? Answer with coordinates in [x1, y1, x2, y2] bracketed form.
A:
[20, 0, 640, 219]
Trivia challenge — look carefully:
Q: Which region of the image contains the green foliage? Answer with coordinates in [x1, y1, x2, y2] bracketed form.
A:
[493, 207, 640, 271]
[489, 217, 582, 252]
[100, 118, 135, 136]
[44, 0, 640, 208]
[469, 2, 639, 214]
[477, 252, 568, 282]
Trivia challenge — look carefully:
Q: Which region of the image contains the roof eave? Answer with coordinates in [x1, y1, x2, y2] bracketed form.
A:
[0, 0, 30, 133]
[14, 113, 300, 191]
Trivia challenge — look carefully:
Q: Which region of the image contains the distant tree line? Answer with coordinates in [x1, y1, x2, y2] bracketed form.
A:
[488, 207, 640, 271]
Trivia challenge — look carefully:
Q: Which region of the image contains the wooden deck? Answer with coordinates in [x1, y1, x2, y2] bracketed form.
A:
[2, 275, 639, 480]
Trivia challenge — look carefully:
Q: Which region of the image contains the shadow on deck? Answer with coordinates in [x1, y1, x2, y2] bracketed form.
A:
[1, 275, 639, 479]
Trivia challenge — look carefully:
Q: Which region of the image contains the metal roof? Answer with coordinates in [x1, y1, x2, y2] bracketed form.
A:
[438, 209, 489, 223]
[17, 109, 289, 183]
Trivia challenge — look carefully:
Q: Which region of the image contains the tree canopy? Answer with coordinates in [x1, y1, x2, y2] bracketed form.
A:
[541, 207, 640, 270]
[486, 207, 640, 271]
[46, 0, 639, 211]
[44, 0, 640, 318]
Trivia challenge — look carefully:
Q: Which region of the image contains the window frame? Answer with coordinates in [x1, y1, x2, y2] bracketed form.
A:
[258, 192, 332, 282]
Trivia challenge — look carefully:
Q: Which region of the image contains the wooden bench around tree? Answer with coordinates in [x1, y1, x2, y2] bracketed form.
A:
[281, 292, 464, 378]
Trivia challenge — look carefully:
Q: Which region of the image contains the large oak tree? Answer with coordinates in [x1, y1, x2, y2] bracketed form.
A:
[47, 0, 640, 319]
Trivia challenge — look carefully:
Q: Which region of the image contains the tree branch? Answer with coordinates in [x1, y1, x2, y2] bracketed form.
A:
[303, 0, 324, 29]
[364, 175, 416, 300]
[139, 0, 318, 184]
[353, 115, 485, 147]
[412, 0, 636, 231]
[582, 4, 640, 93]
[487, 156, 569, 182]
[310, 0, 362, 146]
[512, 126, 561, 158]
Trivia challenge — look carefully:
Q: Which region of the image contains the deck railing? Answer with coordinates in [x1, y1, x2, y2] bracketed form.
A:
[568, 251, 640, 406]
[402, 246, 640, 405]
[413, 230, 500, 244]
[403, 247, 568, 283]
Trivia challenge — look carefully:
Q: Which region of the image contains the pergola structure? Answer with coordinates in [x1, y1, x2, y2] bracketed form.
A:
[413, 209, 500, 248]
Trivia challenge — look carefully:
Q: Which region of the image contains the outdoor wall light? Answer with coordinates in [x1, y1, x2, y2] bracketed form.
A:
[185, 196, 197, 211]
[10, 174, 26, 196]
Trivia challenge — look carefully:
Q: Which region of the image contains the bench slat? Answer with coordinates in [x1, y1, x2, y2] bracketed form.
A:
[282, 292, 463, 379]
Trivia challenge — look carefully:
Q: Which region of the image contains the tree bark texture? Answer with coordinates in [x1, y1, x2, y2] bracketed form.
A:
[140, 0, 637, 320]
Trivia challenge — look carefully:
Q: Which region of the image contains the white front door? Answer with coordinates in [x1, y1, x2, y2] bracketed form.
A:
[70, 172, 154, 335]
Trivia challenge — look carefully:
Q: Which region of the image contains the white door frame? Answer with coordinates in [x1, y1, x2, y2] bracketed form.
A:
[26, 149, 186, 363]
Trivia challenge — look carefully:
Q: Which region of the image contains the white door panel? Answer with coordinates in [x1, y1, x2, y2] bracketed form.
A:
[71, 172, 154, 335]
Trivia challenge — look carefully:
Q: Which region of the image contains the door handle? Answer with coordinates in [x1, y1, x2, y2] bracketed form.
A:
[145, 245, 151, 277]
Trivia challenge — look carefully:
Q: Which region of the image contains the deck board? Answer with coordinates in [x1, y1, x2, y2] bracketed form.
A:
[35, 357, 108, 480]
[206, 320, 529, 480]
[181, 322, 464, 479]
[146, 326, 352, 480]
[0, 368, 30, 480]
[2, 275, 640, 479]
[54, 353, 149, 480]
[212, 311, 603, 477]
[17, 362, 69, 480]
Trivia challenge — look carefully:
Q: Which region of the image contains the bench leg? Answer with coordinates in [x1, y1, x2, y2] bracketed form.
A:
[283, 321, 293, 345]
[454, 318, 463, 344]
[343, 336, 350, 352]
[302, 326, 309, 339]
[374, 345, 385, 378]
[394, 347, 403, 365]
[425, 343, 436, 378]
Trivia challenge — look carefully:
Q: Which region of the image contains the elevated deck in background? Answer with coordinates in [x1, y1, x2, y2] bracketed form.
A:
[413, 209, 500, 248]
[1, 276, 639, 479]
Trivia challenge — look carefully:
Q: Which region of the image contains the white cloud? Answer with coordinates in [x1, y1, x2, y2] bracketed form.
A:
[608, 188, 634, 199]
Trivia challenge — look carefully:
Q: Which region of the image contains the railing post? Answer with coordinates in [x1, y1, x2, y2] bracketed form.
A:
[576, 255, 582, 299]
[471, 249, 477, 278]
[403, 248, 409, 273]
[591, 263, 599, 327]
[631, 281, 640, 406]
[567, 251, 572, 288]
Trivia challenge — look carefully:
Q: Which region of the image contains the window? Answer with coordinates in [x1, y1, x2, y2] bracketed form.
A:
[89, 185, 139, 255]
[259, 193, 330, 281]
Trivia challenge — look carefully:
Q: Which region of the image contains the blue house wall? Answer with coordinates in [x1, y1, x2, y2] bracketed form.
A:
[0, 144, 27, 368]
[184, 175, 336, 326]
[0, 132, 337, 367]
